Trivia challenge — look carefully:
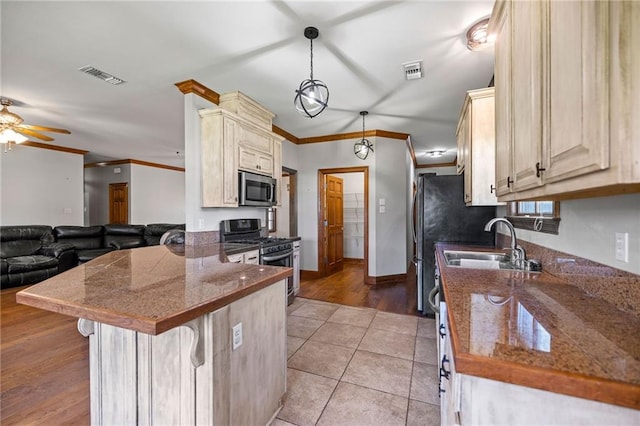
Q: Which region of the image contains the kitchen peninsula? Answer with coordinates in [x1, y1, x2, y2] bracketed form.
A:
[17, 244, 292, 425]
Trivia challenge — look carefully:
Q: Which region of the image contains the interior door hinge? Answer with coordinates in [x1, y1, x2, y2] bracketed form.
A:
[324, 220, 328, 226]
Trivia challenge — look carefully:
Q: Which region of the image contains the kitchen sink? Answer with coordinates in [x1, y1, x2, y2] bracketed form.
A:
[443, 250, 515, 270]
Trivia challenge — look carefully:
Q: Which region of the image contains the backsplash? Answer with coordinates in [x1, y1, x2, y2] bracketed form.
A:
[497, 234, 640, 317]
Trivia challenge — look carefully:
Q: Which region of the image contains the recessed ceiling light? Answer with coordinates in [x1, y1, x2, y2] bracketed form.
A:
[466, 18, 494, 51]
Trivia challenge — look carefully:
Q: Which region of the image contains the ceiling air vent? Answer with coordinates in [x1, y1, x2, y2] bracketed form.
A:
[78, 65, 126, 85]
[402, 60, 423, 81]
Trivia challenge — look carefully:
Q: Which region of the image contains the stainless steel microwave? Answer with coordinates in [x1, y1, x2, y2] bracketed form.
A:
[238, 171, 277, 207]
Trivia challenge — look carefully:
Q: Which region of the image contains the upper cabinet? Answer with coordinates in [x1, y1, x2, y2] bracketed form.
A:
[199, 92, 284, 208]
[490, 0, 640, 201]
[456, 87, 503, 206]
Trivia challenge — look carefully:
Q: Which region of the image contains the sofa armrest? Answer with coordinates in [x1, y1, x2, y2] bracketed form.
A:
[40, 242, 76, 258]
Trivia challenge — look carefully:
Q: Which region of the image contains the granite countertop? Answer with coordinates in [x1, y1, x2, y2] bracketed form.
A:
[435, 242, 640, 410]
[16, 244, 291, 335]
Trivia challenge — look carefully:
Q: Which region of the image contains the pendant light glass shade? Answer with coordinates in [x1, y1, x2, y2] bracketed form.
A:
[354, 111, 373, 160]
[294, 27, 329, 118]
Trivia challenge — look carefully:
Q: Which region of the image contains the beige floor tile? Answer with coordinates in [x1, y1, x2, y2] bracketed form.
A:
[287, 315, 324, 339]
[414, 336, 438, 365]
[287, 296, 306, 314]
[417, 316, 437, 338]
[410, 362, 440, 405]
[288, 340, 355, 380]
[270, 419, 297, 426]
[317, 382, 408, 426]
[277, 368, 338, 426]
[309, 322, 367, 349]
[287, 336, 306, 359]
[407, 399, 441, 426]
[326, 305, 376, 328]
[290, 301, 340, 321]
[370, 311, 418, 336]
[358, 328, 416, 360]
[342, 350, 413, 397]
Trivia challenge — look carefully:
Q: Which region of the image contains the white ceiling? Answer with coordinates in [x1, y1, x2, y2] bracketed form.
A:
[1, 0, 495, 167]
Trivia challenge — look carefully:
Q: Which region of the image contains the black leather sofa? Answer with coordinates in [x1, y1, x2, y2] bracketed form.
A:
[0, 225, 77, 289]
[1, 223, 184, 289]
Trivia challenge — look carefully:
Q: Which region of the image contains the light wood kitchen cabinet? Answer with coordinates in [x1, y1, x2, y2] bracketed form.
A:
[456, 87, 502, 206]
[227, 249, 260, 264]
[490, 0, 640, 201]
[199, 95, 284, 208]
[200, 109, 238, 207]
[237, 123, 274, 176]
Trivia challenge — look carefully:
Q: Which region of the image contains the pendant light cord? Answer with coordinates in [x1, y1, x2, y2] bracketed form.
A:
[362, 114, 365, 139]
[309, 38, 314, 80]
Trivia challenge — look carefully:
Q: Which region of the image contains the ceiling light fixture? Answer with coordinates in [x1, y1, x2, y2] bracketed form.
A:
[354, 111, 374, 160]
[425, 150, 447, 158]
[294, 26, 329, 118]
[466, 18, 495, 51]
[0, 128, 28, 152]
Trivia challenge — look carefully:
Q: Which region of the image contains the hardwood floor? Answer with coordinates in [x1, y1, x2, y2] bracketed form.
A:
[298, 263, 420, 316]
[1, 286, 90, 425]
[0, 264, 418, 424]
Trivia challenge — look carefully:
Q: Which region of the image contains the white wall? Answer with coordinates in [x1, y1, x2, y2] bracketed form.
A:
[0, 146, 84, 226]
[84, 163, 132, 225]
[129, 164, 185, 224]
[297, 137, 407, 277]
[496, 193, 640, 275]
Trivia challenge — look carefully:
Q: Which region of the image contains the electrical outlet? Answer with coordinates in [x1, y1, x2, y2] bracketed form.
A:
[232, 323, 243, 350]
[615, 233, 629, 262]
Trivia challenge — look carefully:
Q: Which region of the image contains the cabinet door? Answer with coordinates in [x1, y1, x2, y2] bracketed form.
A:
[222, 118, 239, 205]
[227, 253, 243, 264]
[456, 110, 469, 176]
[238, 146, 273, 175]
[511, 0, 543, 192]
[543, 0, 610, 183]
[237, 124, 272, 154]
[493, 1, 512, 197]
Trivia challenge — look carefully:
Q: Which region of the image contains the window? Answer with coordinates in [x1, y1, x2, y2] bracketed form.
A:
[507, 201, 560, 234]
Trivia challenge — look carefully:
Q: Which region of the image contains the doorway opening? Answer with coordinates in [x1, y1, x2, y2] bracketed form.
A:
[317, 167, 369, 281]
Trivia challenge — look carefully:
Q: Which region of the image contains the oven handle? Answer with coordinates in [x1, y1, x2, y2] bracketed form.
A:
[262, 250, 293, 262]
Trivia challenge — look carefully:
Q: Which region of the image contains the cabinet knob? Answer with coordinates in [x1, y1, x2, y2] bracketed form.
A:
[440, 355, 451, 380]
[536, 162, 546, 178]
[439, 323, 446, 338]
[490, 184, 496, 194]
[507, 176, 513, 188]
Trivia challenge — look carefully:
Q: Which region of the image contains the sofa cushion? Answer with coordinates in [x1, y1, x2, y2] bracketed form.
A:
[6, 255, 59, 273]
[144, 223, 186, 246]
[77, 248, 114, 264]
[1, 259, 7, 275]
[54, 226, 104, 250]
[0, 225, 54, 258]
[103, 224, 146, 249]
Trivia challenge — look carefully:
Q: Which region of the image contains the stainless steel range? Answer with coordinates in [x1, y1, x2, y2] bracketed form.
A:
[221, 218, 295, 304]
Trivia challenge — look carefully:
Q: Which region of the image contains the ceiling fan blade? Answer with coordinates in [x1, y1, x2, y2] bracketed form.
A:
[18, 124, 71, 134]
[14, 127, 55, 141]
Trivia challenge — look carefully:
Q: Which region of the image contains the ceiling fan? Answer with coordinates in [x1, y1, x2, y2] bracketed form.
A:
[0, 98, 71, 150]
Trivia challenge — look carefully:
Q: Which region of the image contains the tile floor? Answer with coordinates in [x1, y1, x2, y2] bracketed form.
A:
[274, 297, 441, 426]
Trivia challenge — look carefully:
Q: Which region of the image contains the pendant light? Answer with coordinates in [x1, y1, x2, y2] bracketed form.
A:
[354, 111, 374, 160]
[294, 26, 329, 118]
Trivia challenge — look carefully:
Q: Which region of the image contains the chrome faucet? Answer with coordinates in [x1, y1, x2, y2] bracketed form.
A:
[484, 218, 526, 265]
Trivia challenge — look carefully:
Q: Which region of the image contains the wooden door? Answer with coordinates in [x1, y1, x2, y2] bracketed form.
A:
[324, 175, 344, 275]
[109, 183, 128, 224]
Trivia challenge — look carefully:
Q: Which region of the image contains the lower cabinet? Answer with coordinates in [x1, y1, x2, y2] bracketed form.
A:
[84, 281, 287, 425]
[438, 302, 639, 426]
[227, 249, 259, 264]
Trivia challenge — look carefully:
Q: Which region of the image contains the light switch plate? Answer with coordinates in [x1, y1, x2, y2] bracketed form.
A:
[615, 232, 629, 262]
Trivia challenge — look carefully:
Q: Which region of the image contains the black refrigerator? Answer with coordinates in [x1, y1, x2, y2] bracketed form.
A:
[414, 173, 496, 316]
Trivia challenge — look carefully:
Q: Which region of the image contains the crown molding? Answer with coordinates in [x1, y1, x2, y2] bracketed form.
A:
[21, 141, 88, 155]
[175, 79, 220, 105]
[85, 158, 185, 172]
[416, 158, 458, 168]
